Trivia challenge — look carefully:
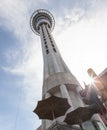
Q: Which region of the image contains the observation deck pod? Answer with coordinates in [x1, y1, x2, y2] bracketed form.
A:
[30, 9, 55, 35]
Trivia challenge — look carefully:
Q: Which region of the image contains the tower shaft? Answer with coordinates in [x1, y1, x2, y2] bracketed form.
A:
[30, 9, 107, 130]
[39, 23, 82, 96]
[39, 23, 84, 129]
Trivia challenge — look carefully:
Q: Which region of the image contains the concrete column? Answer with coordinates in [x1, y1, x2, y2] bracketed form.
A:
[60, 84, 74, 111]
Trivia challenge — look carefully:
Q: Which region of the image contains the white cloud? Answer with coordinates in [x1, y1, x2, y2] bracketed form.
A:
[2, 36, 43, 106]
[0, 2, 43, 128]
[0, 0, 29, 39]
[54, 7, 85, 35]
[3, 38, 41, 74]
[55, 4, 107, 86]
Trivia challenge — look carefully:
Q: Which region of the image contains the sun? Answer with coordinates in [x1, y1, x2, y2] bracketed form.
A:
[88, 76, 95, 85]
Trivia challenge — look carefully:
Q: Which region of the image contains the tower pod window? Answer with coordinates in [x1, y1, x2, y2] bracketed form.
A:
[44, 41, 47, 44]
[46, 49, 49, 54]
[52, 44, 54, 47]
[53, 48, 56, 52]
[45, 45, 48, 48]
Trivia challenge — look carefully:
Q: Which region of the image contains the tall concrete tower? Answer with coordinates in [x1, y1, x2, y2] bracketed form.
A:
[30, 9, 106, 130]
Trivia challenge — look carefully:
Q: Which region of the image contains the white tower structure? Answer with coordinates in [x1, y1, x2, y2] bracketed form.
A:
[30, 9, 107, 130]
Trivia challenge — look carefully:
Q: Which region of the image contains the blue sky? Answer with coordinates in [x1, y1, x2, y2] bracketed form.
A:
[0, 0, 107, 130]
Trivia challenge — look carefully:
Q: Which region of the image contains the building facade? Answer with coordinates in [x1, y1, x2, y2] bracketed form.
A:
[99, 68, 107, 87]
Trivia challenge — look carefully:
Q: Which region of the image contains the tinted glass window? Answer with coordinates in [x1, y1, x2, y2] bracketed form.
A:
[96, 121, 106, 130]
[83, 121, 96, 130]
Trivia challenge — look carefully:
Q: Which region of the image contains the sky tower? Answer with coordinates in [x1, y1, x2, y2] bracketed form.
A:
[30, 9, 107, 130]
